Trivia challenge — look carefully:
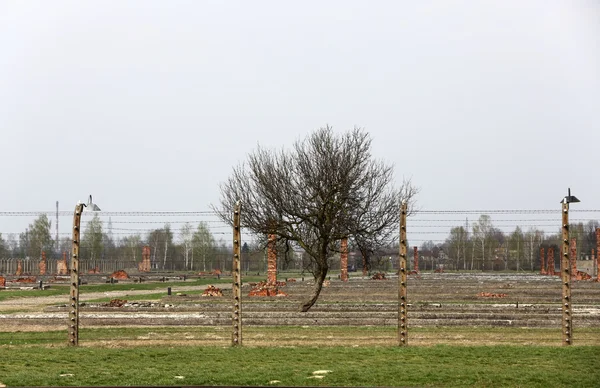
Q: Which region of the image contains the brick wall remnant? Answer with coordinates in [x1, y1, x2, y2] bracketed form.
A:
[38, 251, 47, 275]
[340, 237, 349, 282]
[267, 234, 277, 284]
[138, 246, 151, 272]
[540, 247, 546, 275]
[0, 276, 5, 288]
[56, 252, 68, 275]
[547, 247, 556, 276]
[15, 260, 23, 276]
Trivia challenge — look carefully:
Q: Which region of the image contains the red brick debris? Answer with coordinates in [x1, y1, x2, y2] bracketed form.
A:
[0, 276, 6, 288]
[267, 234, 277, 284]
[13, 277, 37, 283]
[105, 299, 127, 307]
[434, 268, 445, 273]
[138, 246, 151, 272]
[248, 281, 288, 297]
[340, 237, 349, 282]
[88, 266, 100, 274]
[109, 270, 130, 279]
[201, 285, 223, 297]
[371, 272, 386, 280]
[477, 292, 508, 298]
[287, 278, 296, 282]
[540, 247, 546, 275]
[39, 251, 47, 275]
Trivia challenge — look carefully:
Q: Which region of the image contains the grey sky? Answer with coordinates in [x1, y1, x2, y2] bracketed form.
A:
[1, 1, 599, 238]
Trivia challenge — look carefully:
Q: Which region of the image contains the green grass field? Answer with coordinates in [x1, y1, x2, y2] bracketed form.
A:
[1, 345, 599, 387]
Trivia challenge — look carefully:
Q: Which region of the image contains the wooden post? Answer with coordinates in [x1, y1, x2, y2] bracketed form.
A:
[232, 201, 242, 346]
[570, 238, 577, 280]
[398, 202, 408, 346]
[561, 201, 572, 345]
[69, 203, 84, 346]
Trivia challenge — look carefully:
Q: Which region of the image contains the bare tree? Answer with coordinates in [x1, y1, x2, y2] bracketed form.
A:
[216, 127, 418, 311]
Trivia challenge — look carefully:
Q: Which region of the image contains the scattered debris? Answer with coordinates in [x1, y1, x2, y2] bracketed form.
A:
[287, 278, 297, 282]
[174, 376, 184, 380]
[105, 299, 127, 307]
[201, 285, 223, 297]
[312, 370, 332, 375]
[13, 277, 37, 283]
[88, 266, 101, 274]
[268, 380, 281, 384]
[109, 270, 130, 279]
[248, 281, 288, 297]
[0, 276, 5, 288]
[477, 292, 508, 298]
[434, 268, 445, 273]
[574, 271, 592, 281]
[59, 374, 74, 377]
[371, 272, 386, 280]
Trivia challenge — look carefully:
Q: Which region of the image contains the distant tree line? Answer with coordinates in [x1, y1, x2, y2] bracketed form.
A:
[414, 215, 599, 272]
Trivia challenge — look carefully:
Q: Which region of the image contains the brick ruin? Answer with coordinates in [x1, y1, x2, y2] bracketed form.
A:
[56, 252, 68, 275]
[540, 247, 546, 275]
[547, 247, 556, 275]
[138, 246, 151, 272]
[38, 251, 47, 275]
[267, 234, 277, 284]
[15, 259, 23, 276]
[248, 234, 287, 296]
[340, 237, 349, 282]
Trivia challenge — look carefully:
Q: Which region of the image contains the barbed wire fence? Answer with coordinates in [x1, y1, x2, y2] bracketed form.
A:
[0, 208, 599, 347]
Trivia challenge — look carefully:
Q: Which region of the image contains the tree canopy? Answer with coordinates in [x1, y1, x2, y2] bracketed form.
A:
[217, 126, 417, 311]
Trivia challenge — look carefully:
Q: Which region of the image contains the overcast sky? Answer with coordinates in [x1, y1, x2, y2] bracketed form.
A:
[1, 1, 598, 238]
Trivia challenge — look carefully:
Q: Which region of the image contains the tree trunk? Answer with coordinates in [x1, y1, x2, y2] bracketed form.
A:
[300, 265, 328, 312]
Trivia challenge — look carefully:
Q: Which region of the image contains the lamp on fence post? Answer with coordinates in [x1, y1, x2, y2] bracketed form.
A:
[69, 195, 101, 346]
[560, 188, 579, 346]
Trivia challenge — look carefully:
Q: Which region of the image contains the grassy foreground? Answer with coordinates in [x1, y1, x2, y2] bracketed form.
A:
[1, 345, 599, 387]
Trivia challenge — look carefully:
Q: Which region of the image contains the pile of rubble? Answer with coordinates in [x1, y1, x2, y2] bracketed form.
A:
[477, 292, 508, 298]
[105, 298, 127, 307]
[109, 270, 130, 279]
[13, 277, 37, 283]
[88, 266, 101, 274]
[248, 281, 288, 297]
[201, 285, 223, 297]
[371, 272, 386, 280]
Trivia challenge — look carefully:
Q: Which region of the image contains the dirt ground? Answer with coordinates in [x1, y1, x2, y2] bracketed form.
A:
[1, 273, 599, 346]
